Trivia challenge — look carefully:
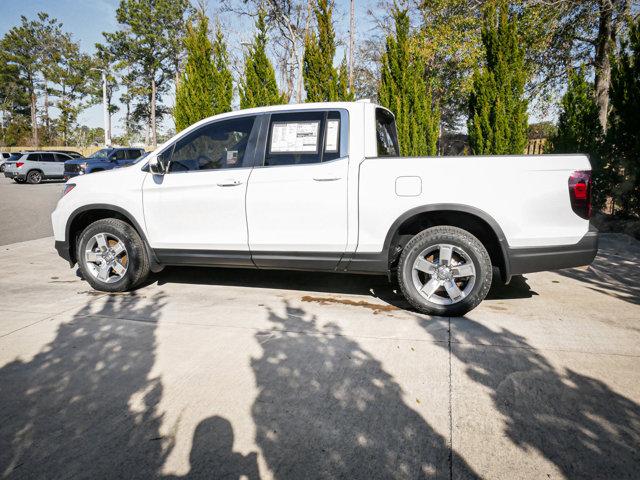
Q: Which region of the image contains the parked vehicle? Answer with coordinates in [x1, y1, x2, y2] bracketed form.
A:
[0, 152, 13, 172]
[4, 151, 76, 184]
[63, 147, 145, 179]
[52, 102, 598, 316]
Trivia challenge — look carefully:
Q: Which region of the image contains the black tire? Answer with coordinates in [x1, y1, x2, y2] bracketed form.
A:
[77, 218, 150, 292]
[0, 164, 5, 173]
[27, 170, 43, 184]
[397, 226, 492, 316]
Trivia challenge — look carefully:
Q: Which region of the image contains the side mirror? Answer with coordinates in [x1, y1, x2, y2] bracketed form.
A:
[148, 154, 167, 175]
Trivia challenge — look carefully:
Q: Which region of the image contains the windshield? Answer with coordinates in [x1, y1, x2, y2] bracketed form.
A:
[92, 149, 111, 158]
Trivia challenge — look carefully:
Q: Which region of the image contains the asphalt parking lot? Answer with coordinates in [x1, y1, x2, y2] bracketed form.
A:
[1, 176, 639, 479]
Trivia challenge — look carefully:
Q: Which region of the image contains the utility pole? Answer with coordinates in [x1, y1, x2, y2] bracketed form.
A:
[92, 68, 111, 146]
[348, 0, 355, 91]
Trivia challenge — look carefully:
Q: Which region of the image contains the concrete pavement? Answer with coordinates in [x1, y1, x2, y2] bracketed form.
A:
[0, 234, 639, 479]
[0, 177, 63, 245]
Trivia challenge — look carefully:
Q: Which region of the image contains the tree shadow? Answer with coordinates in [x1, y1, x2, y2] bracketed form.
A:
[556, 234, 640, 305]
[250, 300, 478, 479]
[0, 292, 171, 478]
[418, 317, 640, 479]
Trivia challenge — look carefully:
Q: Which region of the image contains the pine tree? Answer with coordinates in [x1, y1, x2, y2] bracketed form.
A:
[608, 16, 640, 216]
[211, 24, 233, 115]
[240, 9, 287, 109]
[378, 7, 439, 156]
[468, 0, 528, 155]
[173, 11, 216, 132]
[303, 0, 353, 102]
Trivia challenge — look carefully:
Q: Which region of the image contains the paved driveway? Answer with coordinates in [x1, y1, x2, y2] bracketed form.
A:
[0, 232, 638, 479]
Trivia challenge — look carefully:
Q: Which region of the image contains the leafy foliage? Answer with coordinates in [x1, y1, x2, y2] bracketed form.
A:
[468, 0, 528, 155]
[303, 0, 353, 102]
[211, 24, 233, 115]
[378, 7, 439, 156]
[240, 9, 287, 109]
[607, 17, 640, 216]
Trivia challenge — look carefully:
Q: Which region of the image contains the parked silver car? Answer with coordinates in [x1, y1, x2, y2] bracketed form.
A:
[3, 151, 76, 184]
[0, 152, 12, 173]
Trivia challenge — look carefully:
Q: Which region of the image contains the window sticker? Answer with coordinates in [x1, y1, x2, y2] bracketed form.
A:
[325, 119, 339, 152]
[226, 150, 239, 165]
[270, 121, 319, 153]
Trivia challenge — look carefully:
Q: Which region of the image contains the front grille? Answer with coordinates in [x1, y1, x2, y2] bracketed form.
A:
[65, 163, 81, 173]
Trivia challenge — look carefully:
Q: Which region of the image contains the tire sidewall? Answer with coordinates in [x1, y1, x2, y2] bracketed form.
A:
[399, 227, 492, 316]
[77, 220, 145, 292]
[27, 170, 42, 184]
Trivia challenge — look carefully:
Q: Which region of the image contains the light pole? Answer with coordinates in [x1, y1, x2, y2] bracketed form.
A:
[91, 68, 111, 147]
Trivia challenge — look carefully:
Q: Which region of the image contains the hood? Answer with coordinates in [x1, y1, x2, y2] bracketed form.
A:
[65, 157, 104, 165]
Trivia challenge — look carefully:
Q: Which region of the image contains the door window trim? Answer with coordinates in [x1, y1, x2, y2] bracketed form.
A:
[155, 112, 262, 174]
[254, 108, 349, 169]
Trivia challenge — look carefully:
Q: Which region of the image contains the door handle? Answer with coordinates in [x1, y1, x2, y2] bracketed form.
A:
[313, 177, 341, 182]
[217, 179, 243, 187]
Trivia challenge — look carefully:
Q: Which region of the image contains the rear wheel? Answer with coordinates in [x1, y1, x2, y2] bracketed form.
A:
[77, 218, 150, 292]
[0, 164, 5, 173]
[397, 226, 492, 316]
[27, 170, 42, 184]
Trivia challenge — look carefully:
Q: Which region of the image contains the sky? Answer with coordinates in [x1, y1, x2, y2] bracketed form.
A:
[0, 0, 377, 136]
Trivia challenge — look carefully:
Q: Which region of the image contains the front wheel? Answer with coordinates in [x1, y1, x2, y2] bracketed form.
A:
[77, 218, 150, 292]
[397, 226, 492, 317]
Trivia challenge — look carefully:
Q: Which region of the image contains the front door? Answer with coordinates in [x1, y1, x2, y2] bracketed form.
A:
[246, 110, 349, 270]
[143, 115, 258, 263]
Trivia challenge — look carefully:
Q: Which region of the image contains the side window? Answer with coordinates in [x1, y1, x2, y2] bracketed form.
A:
[168, 116, 255, 173]
[55, 154, 70, 162]
[264, 112, 324, 167]
[26, 153, 41, 161]
[41, 153, 56, 162]
[115, 150, 127, 160]
[375, 108, 400, 157]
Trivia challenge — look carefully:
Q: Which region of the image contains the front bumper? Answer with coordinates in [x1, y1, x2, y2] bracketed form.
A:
[508, 225, 599, 276]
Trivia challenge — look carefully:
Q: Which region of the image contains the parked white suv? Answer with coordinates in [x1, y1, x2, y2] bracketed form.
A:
[52, 102, 597, 315]
[4, 151, 75, 183]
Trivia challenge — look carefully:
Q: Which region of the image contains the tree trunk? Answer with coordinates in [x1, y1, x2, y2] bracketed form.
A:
[594, 0, 613, 132]
[151, 77, 157, 148]
[30, 90, 38, 147]
[43, 79, 49, 142]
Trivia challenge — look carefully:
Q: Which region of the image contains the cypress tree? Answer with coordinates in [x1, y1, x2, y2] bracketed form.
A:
[211, 24, 233, 115]
[378, 7, 439, 156]
[549, 67, 608, 208]
[173, 11, 216, 132]
[468, 0, 528, 155]
[303, 0, 353, 102]
[240, 9, 287, 109]
[608, 17, 640, 215]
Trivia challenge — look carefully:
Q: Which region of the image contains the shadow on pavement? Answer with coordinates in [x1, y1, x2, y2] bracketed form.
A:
[155, 266, 536, 310]
[418, 317, 640, 479]
[557, 234, 640, 305]
[0, 292, 170, 478]
[250, 300, 478, 479]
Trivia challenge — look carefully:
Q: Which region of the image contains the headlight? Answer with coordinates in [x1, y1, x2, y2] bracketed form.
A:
[79, 162, 88, 171]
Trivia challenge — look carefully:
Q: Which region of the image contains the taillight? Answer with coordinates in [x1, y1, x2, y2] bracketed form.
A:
[16, 162, 24, 168]
[62, 183, 76, 197]
[568, 170, 592, 219]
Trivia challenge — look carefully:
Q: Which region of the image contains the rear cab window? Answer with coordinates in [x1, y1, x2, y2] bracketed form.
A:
[375, 108, 399, 157]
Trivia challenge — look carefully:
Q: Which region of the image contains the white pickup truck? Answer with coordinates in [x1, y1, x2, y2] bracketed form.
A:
[52, 101, 597, 315]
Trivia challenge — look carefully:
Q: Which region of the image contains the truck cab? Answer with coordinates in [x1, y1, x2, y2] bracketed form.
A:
[64, 147, 145, 179]
[52, 101, 597, 316]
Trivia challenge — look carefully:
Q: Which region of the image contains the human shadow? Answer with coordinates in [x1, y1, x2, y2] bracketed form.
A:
[419, 317, 640, 479]
[557, 233, 640, 305]
[0, 292, 171, 479]
[166, 416, 260, 480]
[250, 301, 479, 479]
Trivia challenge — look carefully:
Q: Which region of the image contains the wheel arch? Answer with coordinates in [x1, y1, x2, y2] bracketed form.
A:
[65, 204, 160, 270]
[384, 204, 511, 282]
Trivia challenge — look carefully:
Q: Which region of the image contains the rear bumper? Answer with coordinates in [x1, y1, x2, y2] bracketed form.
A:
[508, 226, 598, 277]
[4, 171, 24, 180]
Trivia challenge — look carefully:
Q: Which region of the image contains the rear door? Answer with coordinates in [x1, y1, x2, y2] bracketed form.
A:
[38, 153, 61, 177]
[143, 114, 260, 259]
[246, 109, 349, 269]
